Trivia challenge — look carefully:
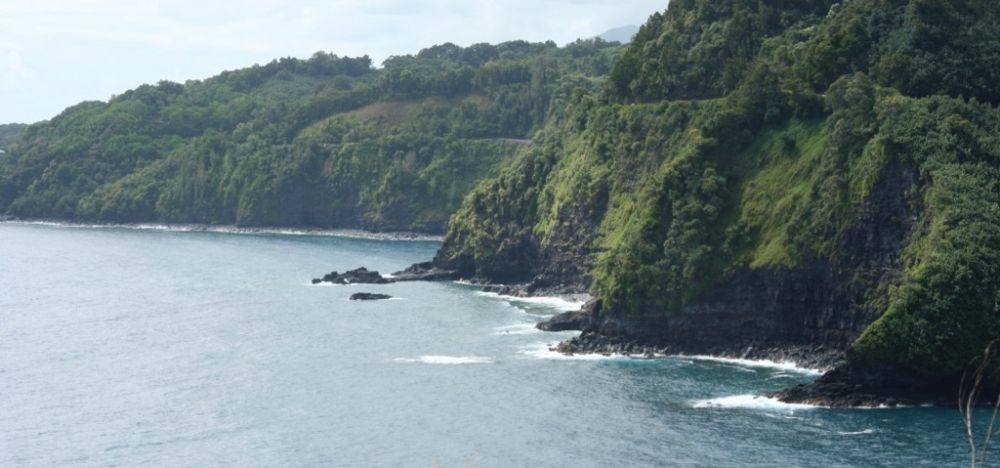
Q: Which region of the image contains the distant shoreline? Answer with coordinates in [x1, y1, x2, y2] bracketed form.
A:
[0, 219, 444, 242]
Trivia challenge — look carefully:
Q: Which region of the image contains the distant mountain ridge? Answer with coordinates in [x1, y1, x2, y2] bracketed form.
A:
[597, 25, 639, 43]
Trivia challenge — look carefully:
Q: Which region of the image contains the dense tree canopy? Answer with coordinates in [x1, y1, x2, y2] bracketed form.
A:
[0, 123, 26, 151]
[440, 0, 1000, 380]
[0, 40, 625, 232]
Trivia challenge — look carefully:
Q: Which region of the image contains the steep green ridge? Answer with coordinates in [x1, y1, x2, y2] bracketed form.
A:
[438, 0, 1000, 388]
[0, 40, 624, 232]
[0, 123, 27, 151]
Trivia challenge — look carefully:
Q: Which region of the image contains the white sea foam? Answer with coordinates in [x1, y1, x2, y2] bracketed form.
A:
[475, 291, 586, 312]
[838, 429, 876, 435]
[691, 394, 819, 411]
[679, 355, 824, 375]
[308, 282, 343, 287]
[766, 373, 796, 380]
[517, 342, 625, 361]
[394, 355, 494, 365]
[491, 323, 543, 336]
[3, 220, 443, 241]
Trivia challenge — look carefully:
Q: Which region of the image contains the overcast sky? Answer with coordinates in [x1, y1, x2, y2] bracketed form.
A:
[0, 0, 665, 124]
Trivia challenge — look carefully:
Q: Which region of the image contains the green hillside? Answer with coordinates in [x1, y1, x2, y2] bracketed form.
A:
[0, 123, 27, 151]
[0, 39, 624, 232]
[437, 0, 1000, 392]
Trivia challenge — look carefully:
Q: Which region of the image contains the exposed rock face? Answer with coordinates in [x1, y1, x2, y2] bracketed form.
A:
[314, 267, 390, 285]
[350, 292, 392, 301]
[432, 189, 603, 296]
[570, 164, 921, 401]
[389, 262, 459, 282]
[536, 301, 596, 332]
[528, 197, 603, 295]
[769, 355, 956, 407]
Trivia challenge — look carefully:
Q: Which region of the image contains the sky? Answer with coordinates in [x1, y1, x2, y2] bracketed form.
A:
[0, 0, 665, 124]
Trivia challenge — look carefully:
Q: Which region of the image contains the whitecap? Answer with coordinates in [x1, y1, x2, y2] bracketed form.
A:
[308, 282, 343, 287]
[517, 342, 625, 361]
[394, 355, 493, 365]
[690, 394, 819, 410]
[679, 355, 824, 375]
[475, 291, 586, 312]
[491, 323, 543, 336]
[838, 428, 876, 435]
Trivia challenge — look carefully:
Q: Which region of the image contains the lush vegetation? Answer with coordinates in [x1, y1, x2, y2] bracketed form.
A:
[0, 39, 625, 232]
[0, 123, 26, 151]
[440, 0, 1000, 379]
[4, 0, 999, 382]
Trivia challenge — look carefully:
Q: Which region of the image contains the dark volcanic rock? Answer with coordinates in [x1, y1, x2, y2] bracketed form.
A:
[771, 356, 958, 407]
[536, 310, 591, 332]
[536, 301, 595, 332]
[314, 267, 391, 285]
[558, 329, 845, 370]
[349, 292, 392, 301]
[480, 283, 530, 296]
[390, 262, 458, 281]
[314, 264, 458, 285]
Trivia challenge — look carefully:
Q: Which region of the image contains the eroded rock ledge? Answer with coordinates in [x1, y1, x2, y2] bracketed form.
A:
[312, 263, 458, 285]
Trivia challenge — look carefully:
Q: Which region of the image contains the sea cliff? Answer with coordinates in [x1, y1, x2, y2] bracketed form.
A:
[430, 0, 1000, 405]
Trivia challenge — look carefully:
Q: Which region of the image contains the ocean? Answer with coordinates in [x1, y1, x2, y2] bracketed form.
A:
[0, 223, 979, 467]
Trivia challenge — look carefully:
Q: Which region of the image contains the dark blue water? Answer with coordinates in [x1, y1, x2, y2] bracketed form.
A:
[0, 223, 980, 467]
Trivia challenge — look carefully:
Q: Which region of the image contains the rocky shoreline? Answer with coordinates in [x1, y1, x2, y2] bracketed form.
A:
[552, 331, 842, 370]
[317, 260, 965, 408]
[537, 304, 844, 371]
[533, 302, 960, 408]
[540, 322, 957, 407]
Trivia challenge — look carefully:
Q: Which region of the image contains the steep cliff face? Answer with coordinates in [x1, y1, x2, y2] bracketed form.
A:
[565, 162, 917, 370]
[435, 0, 1000, 403]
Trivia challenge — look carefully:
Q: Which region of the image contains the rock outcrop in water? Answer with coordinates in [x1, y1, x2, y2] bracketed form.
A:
[312, 264, 459, 285]
[350, 292, 392, 301]
[313, 267, 390, 285]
